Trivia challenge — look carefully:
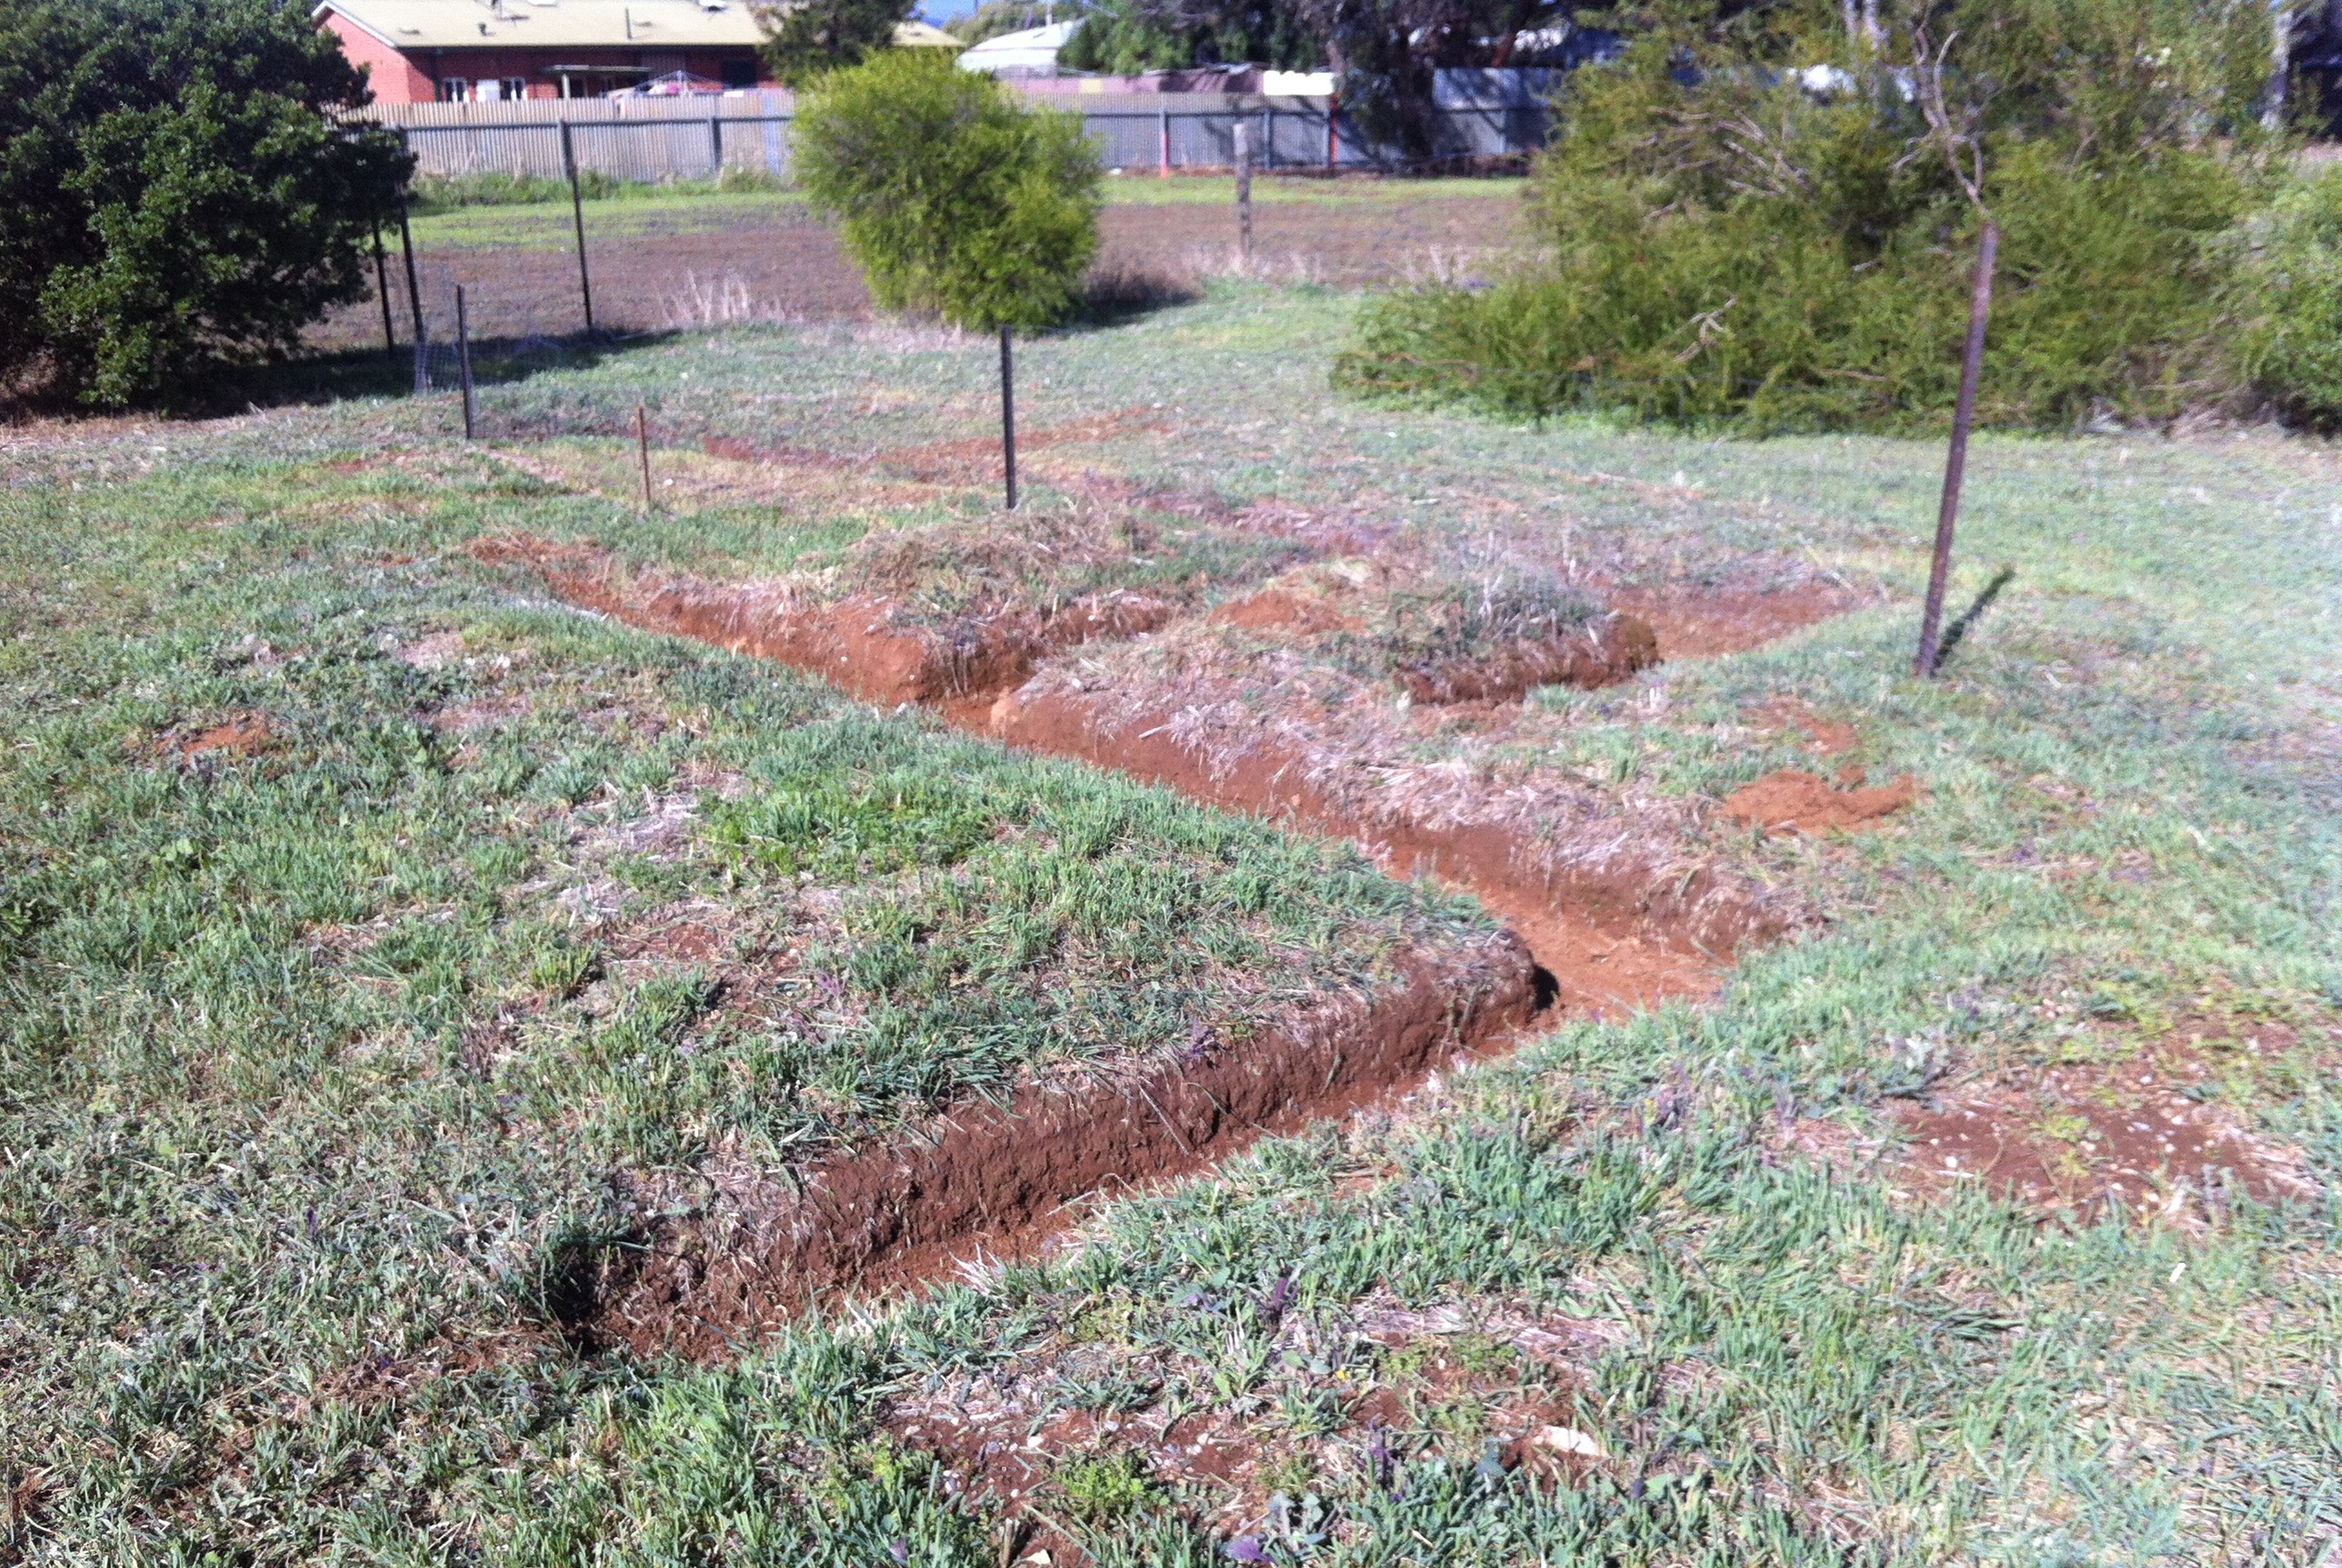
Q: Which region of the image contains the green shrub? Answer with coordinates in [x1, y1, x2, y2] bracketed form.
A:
[2225, 167, 2342, 425]
[791, 49, 1101, 330]
[0, 0, 409, 407]
[1335, 0, 2276, 433]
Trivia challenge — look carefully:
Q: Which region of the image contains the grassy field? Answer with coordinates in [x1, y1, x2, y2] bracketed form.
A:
[5, 282, 2341, 1563]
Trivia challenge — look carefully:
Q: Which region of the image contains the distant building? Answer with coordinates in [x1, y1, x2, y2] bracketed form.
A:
[953, 19, 1082, 79]
[317, 0, 960, 104]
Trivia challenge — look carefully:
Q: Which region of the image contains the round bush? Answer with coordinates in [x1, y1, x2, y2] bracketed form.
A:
[790, 50, 1102, 332]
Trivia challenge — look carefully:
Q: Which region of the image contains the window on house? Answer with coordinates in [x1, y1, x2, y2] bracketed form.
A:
[720, 58, 757, 89]
[437, 77, 471, 101]
[500, 77, 529, 100]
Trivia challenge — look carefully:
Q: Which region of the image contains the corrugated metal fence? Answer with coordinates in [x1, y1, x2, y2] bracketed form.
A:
[358, 93, 1551, 181]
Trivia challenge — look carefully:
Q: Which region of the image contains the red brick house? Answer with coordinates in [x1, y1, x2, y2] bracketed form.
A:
[316, 0, 779, 103]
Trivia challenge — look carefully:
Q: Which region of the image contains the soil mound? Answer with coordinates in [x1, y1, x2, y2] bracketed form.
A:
[1210, 586, 1365, 635]
[1397, 612, 1660, 704]
[1721, 769, 1917, 834]
[576, 938, 1539, 1359]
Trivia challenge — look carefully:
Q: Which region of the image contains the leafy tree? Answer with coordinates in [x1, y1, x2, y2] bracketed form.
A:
[0, 0, 409, 407]
[757, 0, 916, 86]
[1057, 0, 1323, 74]
[792, 50, 1102, 330]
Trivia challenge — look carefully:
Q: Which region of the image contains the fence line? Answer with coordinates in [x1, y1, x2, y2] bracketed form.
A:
[377, 103, 1551, 182]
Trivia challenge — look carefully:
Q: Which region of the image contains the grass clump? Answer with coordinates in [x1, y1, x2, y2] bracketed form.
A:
[1336, 0, 2279, 432]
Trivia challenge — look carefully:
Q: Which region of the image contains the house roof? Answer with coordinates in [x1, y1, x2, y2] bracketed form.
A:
[318, 0, 766, 52]
[955, 19, 1081, 74]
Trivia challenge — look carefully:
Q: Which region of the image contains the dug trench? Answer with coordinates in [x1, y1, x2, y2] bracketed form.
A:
[477, 533, 1847, 1354]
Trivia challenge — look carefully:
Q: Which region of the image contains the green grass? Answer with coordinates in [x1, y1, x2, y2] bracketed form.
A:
[5, 283, 2342, 1563]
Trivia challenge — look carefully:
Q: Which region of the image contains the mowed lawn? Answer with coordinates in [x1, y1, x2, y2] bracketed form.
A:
[5, 285, 2341, 1563]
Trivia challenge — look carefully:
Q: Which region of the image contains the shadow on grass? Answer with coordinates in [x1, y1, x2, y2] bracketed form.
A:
[1066, 264, 1201, 330]
[184, 330, 679, 417]
[1936, 564, 2017, 667]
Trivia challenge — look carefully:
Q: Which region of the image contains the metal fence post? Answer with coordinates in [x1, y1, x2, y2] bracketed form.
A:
[1327, 94, 1338, 171]
[372, 221, 397, 360]
[709, 114, 722, 176]
[1234, 122, 1253, 263]
[999, 326, 1017, 512]
[1916, 220, 2000, 679]
[636, 402, 655, 512]
[1159, 106, 1171, 176]
[397, 183, 428, 397]
[561, 121, 595, 333]
[456, 284, 476, 439]
[1261, 106, 1273, 172]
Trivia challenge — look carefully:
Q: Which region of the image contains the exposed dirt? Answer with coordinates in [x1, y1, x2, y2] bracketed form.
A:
[574, 940, 1538, 1359]
[884, 1291, 1615, 1544]
[1602, 582, 1867, 661]
[311, 192, 1531, 347]
[991, 688, 1767, 1015]
[1895, 1021, 2327, 1216]
[1748, 698, 1859, 757]
[468, 534, 1173, 705]
[1210, 585, 1366, 635]
[171, 715, 275, 761]
[1720, 769, 1918, 835]
[1396, 612, 1659, 705]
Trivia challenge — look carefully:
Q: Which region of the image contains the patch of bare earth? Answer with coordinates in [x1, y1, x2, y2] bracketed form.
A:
[1602, 580, 1868, 661]
[1895, 1020, 2327, 1218]
[1720, 769, 1919, 835]
[884, 1289, 1617, 1551]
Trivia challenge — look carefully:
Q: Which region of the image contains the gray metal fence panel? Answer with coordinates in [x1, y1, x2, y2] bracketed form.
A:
[383, 103, 1542, 182]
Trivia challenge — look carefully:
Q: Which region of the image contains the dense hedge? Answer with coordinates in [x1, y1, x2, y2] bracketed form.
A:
[0, 0, 408, 407]
[1333, 0, 2342, 433]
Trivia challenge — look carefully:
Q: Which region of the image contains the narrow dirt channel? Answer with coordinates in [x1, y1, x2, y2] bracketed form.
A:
[474, 526, 1824, 1345]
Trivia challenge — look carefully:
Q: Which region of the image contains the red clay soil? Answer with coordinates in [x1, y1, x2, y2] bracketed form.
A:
[467, 534, 1174, 705]
[1396, 612, 1660, 704]
[1896, 1023, 2325, 1215]
[1720, 769, 1917, 835]
[172, 715, 274, 760]
[1602, 583, 1865, 661]
[1748, 698, 1859, 757]
[579, 940, 1538, 1360]
[1210, 585, 1366, 634]
[990, 688, 1765, 1015]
